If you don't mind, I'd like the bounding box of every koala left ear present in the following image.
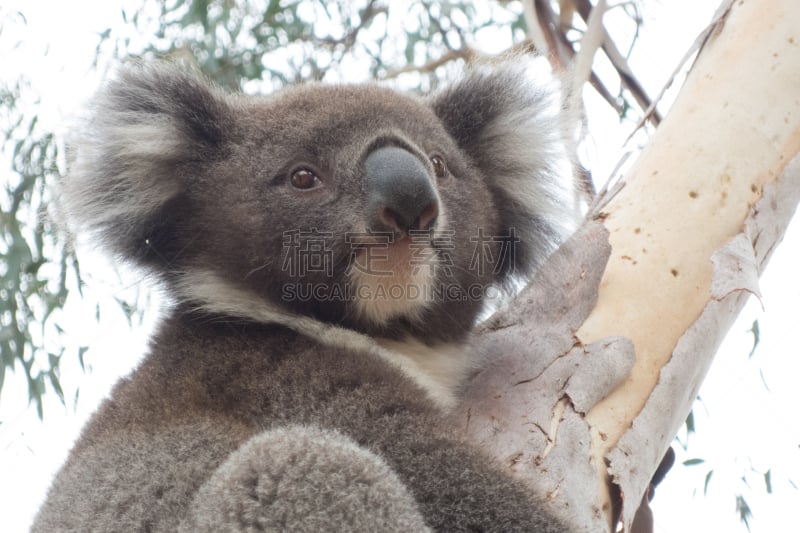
[428,59,581,280]
[60,62,236,263]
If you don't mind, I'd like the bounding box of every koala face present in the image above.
[62,62,578,344]
[192,85,503,338]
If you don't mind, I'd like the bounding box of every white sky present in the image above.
[0,1,798,532]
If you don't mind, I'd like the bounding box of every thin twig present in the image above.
[573,0,662,126]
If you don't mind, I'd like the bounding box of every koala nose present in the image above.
[364,146,439,235]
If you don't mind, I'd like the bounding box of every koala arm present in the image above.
[179,425,430,533]
[34,422,430,532]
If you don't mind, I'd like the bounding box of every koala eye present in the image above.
[290,168,322,190]
[430,155,448,180]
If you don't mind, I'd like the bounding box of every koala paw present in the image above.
[180,425,430,532]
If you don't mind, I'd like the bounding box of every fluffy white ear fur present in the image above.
[58,63,233,255]
[474,62,580,239]
[63,115,184,237]
[429,58,582,278]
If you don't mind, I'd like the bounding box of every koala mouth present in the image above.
[349,231,440,279]
[383,234,429,273]
[347,235,439,325]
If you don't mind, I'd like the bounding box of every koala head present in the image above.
[62,61,579,343]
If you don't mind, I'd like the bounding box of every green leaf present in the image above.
[747,319,760,358]
[78,346,89,371]
[735,494,753,531]
[684,409,695,437]
[47,361,65,404]
[704,470,714,495]
[683,458,705,467]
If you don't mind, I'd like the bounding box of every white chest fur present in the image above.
[178,270,468,410]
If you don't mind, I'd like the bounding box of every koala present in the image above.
[35,59,580,532]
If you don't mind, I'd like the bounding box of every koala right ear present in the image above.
[60,62,235,259]
[428,59,579,281]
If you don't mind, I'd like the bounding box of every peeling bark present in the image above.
[456,222,635,530]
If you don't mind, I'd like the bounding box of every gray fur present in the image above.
[180,426,431,532]
[37,60,579,531]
